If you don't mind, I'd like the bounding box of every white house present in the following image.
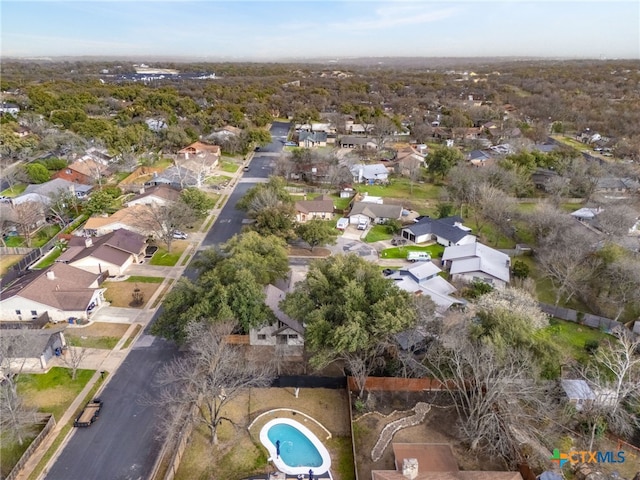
[250,285,304,349]
[0,263,106,323]
[350,163,389,184]
[0,328,67,373]
[401,216,475,247]
[386,262,463,313]
[442,242,510,288]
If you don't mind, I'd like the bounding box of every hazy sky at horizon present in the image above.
[1,1,639,60]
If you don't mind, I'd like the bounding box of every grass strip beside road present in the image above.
[27,373,107,480]
[151,279,175,309]
[125,276,163,283]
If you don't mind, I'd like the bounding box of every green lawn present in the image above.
[32,225,62,248]
[364,225,393,243]
[220,161,239,173]
[380,243,445,259]
[32,247,63,269]
[125,276,163,283]
[330,194,352,211]
[149,243,186,266]
[18,367,95,420]
[0,183,27,197]
[4,236,25,247]
[1,426,42,478]
[206,175,233,185]
[546,318,612,365]
[356,177,442,201]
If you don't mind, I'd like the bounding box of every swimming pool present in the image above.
[259,418,331,476]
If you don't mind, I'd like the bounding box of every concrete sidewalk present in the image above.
[17,161,247,480]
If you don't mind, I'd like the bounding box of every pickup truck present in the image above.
[74,398,103,427]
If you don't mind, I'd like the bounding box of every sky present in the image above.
[1,0,639,60]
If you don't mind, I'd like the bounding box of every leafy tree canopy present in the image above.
[281,254,416,368]
[296,219,339,251]
[24,163,51,184]
[180,188,215,218]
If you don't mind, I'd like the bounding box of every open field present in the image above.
[65,322,131,349]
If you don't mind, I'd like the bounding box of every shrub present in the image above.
[512,260,530,279]
[584,339,600,355]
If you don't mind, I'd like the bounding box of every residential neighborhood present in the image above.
[1,57,639,480]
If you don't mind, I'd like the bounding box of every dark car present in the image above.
[382,268,395,276]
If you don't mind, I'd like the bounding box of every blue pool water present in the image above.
[267,423,323,468]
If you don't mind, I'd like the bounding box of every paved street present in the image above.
[40,122,289,480]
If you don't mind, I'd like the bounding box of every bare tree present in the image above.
[13,201,45,247]
[596,202,639,238]
[0,330,39,446]
[425,326,553,465]
[60,345,89,380]
[153,321,274,446]
[577,327,640,450]
[142,201,196,253]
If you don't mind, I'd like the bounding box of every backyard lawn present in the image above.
[0,183,27,197]
[380,243,445,259]
[32,247,63,269]
[65,322,131,350]
[364,225,393,243]
[330,194,352,211]
[356,178,442,201]
[0,254,22,276]
[149,241,188,266]
[174,388,355,480]
[546,318,613,365]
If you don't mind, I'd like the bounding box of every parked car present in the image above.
[172,231,188,239]
[357,219,369,230]
[243,165,250,172]
[391,237,407,246]
[382,268,395,276]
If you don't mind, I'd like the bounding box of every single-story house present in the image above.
[442,242,510,288]
[53,158,109,185]
[175,141,220,176]
[571,207,603,222]
[0,327,66,372]
[531,168,561,191]
[0,102,20,116]
[387,262,463,313]
[401,216,475,247]
[350,163,389,184]
[297,131,328,148]
[0,263,106,323]
[14,178,92,206]
[371,443,523,480]
[83,205,153,237]
[145,118,168,132]
[250,285,304,348]
[349,202,403,225]
[339,136,378,150]
[144,166,202,189]
[294,194,335,223]
[595,177,640,195]
[57,229,146,276]
[80,147,116,166]
[125,185,181,207]
[467,150,492,165]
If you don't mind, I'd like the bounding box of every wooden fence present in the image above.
[224,334,250,344]
[0,247,34,255]
[347,376,447,392]
[6,414,56,480]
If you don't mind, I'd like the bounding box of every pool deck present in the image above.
[244,474,332,480]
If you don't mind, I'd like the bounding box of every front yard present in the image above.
[149,241,188,266]
[102,277,164,308]
[65,322,131,350]
[363,225,393,243]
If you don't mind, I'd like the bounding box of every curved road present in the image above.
[44,122,289,480]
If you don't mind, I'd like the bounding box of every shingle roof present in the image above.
[298,131,328,143]
[178,141,220,155]
[0,327,66,358]
[349,202,402,220]
[84,205,151,232]
[264,285,304,335]
[295,195,335,214]
[61,229,146,267]
[1,263,101,311]
[402,217,471,244]
[127,185,181,204]
[442,242,510,283]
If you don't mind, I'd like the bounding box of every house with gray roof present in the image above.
[14,178,92,206]
[250,284,304,350]
[386,262,463,314]
[144,166,202,189]
[0,263,106,323]
[58,228,146,276]
[595,177,640,195]
[340,136,378,150]
[125,185,181,207]
[0,327,66,372]
[297,131,327,148]
[442,242,510,288]
[350,163,389,184]
[348,201,402,225]
[401,216,475,247]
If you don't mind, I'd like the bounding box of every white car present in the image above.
[172,231,188,239]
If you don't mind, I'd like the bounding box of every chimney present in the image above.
[85,237,93,248]
[46,271,55,280]
[402,458,418,480]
